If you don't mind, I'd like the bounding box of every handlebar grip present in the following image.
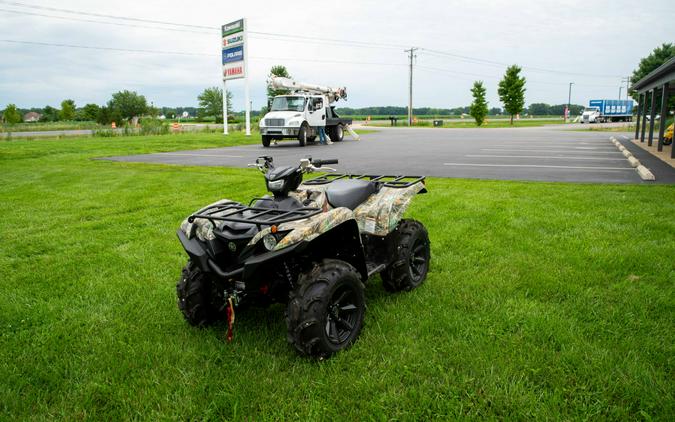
[314,158,338,166]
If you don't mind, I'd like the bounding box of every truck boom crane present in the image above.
[269,76,347,103]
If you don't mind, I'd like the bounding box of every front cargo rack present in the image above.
[303,174,425,188]
[187,202,321,229]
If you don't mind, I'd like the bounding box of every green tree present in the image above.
[59,99,76,120]
[528,103,551,116]
[469,81,488,126]
[197,87,232,123]
[498,65,526,125]
[79,103,100,121]
[1,104,22,124]
[630,43,675,109]
[108,90,148,123]
[40,105,59,122]
[266,65,291,108]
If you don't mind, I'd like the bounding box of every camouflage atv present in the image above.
[176,156,430,357]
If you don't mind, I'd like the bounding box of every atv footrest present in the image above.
[366,263,386,277]
[304,174,425,188]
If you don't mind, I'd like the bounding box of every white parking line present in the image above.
[466,154,627,161]
[484,146,616,150]
[443,163,633,171]
[161,153,244,158]
[481,148,622,154]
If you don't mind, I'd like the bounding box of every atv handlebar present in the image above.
[312,158,338,167]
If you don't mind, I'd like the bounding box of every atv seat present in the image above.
[325,179,380,210]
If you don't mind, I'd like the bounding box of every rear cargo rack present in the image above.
[303,174,425,188]
[188,202,321,228]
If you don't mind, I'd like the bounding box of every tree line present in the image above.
[4,43,673,126]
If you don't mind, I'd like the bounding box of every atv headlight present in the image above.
[267,179,285,192]
[262,234,277,251]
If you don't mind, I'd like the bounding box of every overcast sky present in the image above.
[0,0,673,111]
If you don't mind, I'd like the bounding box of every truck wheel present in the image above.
[331,124,344,142]
[298,125,308,147]
[287,259,365,358]
[176,261,224,326]
[381,219,430,292]
[262,136,271,147]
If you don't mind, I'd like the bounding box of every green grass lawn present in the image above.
[0,121,104,133]
[1,133,674,419]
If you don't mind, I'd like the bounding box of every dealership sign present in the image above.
[222,19,246,80]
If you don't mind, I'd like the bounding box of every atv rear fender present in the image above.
[353,181,426,236]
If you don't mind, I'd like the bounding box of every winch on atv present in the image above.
[176,156,430,358]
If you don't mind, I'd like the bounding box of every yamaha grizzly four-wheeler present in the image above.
[176,156,430,357]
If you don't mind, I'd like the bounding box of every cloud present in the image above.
[0,0,673,110]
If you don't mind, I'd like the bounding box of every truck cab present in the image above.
[581,106,601,123]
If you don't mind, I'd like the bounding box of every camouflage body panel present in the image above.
[353,182,425,236]
[288,185,328,210]
[180,199,237,241]
[248,207,354,251]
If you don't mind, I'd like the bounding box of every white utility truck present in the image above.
[259,77,354,147]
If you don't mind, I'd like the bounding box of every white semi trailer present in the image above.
[259,77,355,147]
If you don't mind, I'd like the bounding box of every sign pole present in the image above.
[244,18,251,136]
[223,80,228,135]
[221,18,245,136]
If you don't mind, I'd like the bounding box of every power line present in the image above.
[0,39,215,56]
[417,64,620,88]
[0,7,404,50]
[0,1,406,50]
[0,8,214,34]
[0,0,214,29]
[420,48,623,79]
[0,39,407,67]
[0,0,627,79]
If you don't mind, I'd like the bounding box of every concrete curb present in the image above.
[609,136,655,181]
[636,165,656,180]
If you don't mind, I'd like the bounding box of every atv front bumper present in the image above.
[177,229,303,283]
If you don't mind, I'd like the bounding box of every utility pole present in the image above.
[405,47,418,126]
[566,82,574,123]
[622,77,631,100]
[619,86,623,99]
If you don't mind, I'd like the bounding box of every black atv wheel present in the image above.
[298,125,307,147]
[262,135,272,147]
[286,259,365,357]
[381,219,430,292]
[307,136,317,143]
[176,261,224,326]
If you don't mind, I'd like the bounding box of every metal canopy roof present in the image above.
[631,56,675,93]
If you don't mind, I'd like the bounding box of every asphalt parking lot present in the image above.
[107,126,675,184]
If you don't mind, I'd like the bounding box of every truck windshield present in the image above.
[271,96,306,112]
[584,107,599,112]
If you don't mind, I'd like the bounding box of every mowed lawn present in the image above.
[1,133,673,420]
